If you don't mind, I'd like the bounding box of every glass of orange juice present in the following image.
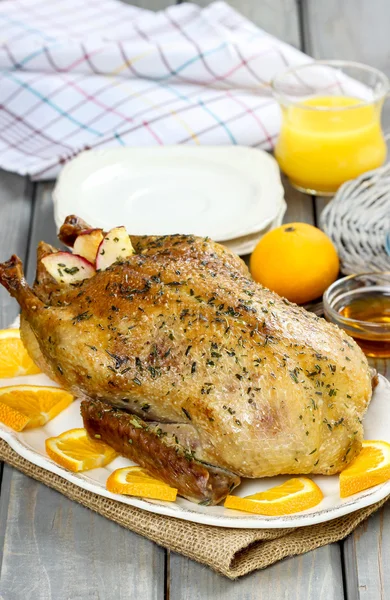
[272,61,389,195]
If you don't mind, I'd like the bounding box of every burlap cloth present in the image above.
[1,439,387,579]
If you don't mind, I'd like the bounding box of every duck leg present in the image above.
[0,255,45,314]
[81,399,240,505]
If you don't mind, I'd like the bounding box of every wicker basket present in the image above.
[320,163,390,274]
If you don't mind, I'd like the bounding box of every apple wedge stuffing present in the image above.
[96,226,134,271]
[41,226,134,283]
[73,228,104,263]
[41,252,96,284]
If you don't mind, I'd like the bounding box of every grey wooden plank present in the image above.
[314,197,329,226]
[343,503,390,600]
[124,0,301,48]
[191,0,301,47]
[170,179,345,598]
[0,171,33,328]
[302,0,390,125]
[0,466,165,600]
[124,0,301,47]
[170,545,344,600]
[303,0,390,74]
[0,181,166,600]
[315,196,390,600]
[121,0,174,9]
[282,175,315,224]
[24,181,58,285]
[343,359,390,600]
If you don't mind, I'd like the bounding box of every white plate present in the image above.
[53,147,284,242]
[1,369,389,529]
[223,199,287,256]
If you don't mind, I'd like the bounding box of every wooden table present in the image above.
[0,171,388,599]
[0,1,390,597]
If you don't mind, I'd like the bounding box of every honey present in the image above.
[339,290,390,357]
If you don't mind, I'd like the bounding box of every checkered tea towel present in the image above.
[0,0,310,179]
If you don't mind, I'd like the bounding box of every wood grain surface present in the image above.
[0,180,166,600]
[1,0,390,597]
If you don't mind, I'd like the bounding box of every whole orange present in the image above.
[250,222,339,304]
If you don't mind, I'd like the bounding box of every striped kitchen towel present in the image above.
[0,0,310,179]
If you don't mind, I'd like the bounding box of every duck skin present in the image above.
[0,215,373,503]
[81,399,240,504]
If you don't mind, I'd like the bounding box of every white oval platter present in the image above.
[0,370,389,529]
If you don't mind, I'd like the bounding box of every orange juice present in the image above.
[275,96,387,194]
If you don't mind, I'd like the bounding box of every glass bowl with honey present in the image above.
[323,272,390,358]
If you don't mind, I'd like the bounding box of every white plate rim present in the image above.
[223,199,287,255]
[52,146,285,242]
[1,375,389,530]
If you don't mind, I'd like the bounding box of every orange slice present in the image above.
[0,328,40,378]
[106,466,178,502]
[46,428,118,472]
[340,440,390,498]
[0,385,73,431]
[224,477,323,516]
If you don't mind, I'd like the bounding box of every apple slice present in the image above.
[73,228,104,264]
[96,226,134,271]
[42,252,96,284]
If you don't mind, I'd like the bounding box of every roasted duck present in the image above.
[0,216,373,504]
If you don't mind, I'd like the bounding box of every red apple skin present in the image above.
[42,251,96,284]
[73,229,104,264]
[96,226,134,271]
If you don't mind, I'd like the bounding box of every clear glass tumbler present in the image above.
[272,61,390,195]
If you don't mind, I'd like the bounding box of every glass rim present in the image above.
[323,271,390,333]
[271,60,390,111]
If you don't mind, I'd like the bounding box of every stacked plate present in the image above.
[53,146,286,255]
